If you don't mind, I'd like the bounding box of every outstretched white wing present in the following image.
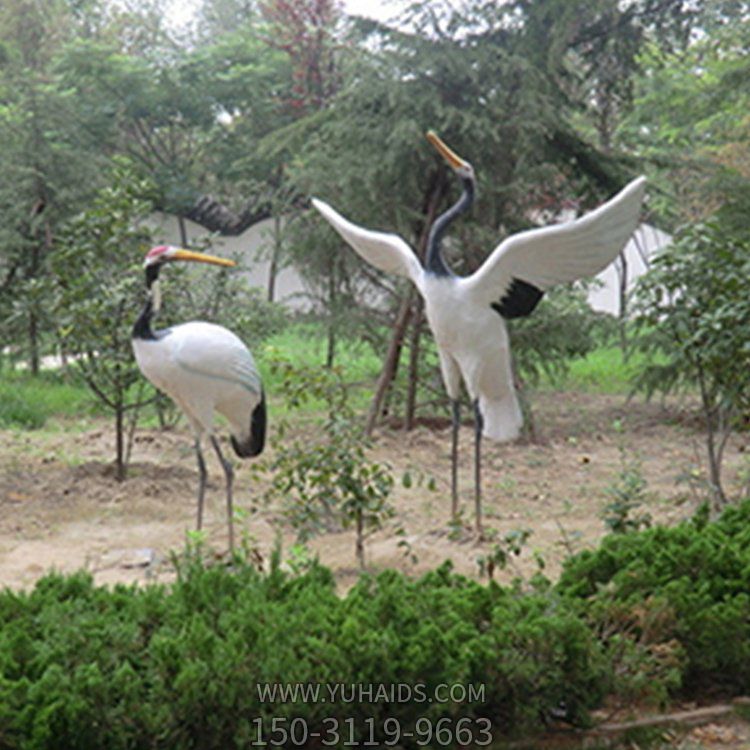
[464,177,647,316]
[312,198,424,290]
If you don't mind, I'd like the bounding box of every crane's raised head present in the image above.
[144,245,236,268]
[426,131,475,181]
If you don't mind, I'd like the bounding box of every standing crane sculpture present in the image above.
[312,131,645,533]
[132,245,266,552]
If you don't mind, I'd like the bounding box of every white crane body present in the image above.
[133,321,263,450]
[314,175,645,443]
[132,245,265,551]
[423,274,522,441]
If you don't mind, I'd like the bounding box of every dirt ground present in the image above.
[0,389,747,592]
[1,389,749,747]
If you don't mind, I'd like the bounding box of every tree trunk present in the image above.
[706,402,732,511]
[178,215,189,247]
[267,214,283,303]
[26,218,51,376]
[617,249,628,352]
[355,508,365,569]
[124,381,147,468]
[596,92,613,154]
[513,359,537,442]
[365,291,414,436]
[364,173,446,435]
[697,366,727,508]
[705,414,726,509]
[28,311,40,376]
[27,112,47,377]
[326,325,336,369]
[405,297,424,431]
[325,256,338,368]
[115,401,126,483]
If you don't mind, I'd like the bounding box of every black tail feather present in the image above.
[231,391,266,458]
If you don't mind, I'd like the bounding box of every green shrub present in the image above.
[5,503,750,747]
[558,499,750,694]
[0,554,606,748]
[265,356,397,569]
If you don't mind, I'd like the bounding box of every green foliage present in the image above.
[0,1,107,372]
[634,220,750,404]
[47,161,156,479]
[0,554,609,747]
[476,527,535,581]
[265,356,395,568]
[5,506,750,744]
[510,285,614,387]
[57,35,223,215]
[559,499,750,695]
[0,372,98,429]
[601,421,652,534]
[633,218,750,503]
[0,387,46,429]
[617,19,750,226]
[601,460,651,535]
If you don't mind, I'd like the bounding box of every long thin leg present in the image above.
[451,399,461,521]
[473,399,484,537]
[211,436,235,553]
[194,438,207,531]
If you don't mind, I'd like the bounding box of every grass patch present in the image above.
[263,323,381,380]
[0,369,100,428]
[538,344,659,395]
[260,323,382,416]
[0,328,666,431]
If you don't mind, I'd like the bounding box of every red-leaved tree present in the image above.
[260,0,342,115]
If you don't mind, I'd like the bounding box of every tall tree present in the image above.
[194,0,260,41]
[57,40,218,221]
[290,0,644,433]
[622,7,750,505]
[0,0,106,371]
[634,214,750,507]
[259,0,342,115]
[617,15,750,225]
[49,163,156,481]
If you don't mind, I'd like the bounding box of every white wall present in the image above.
[588,223,671,316]
[146,212,670,318]
[145,212,310,309]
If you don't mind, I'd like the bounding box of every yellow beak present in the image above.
[426,130,470,171]
[171,249,236,267]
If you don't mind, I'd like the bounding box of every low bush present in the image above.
[4,502,750,747]
[558,500,750,695]
[0,549,606,748]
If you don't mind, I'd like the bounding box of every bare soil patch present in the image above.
[0,390,747,592]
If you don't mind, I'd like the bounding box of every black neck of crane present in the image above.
[132,264,160,341]
[425,175,475,278]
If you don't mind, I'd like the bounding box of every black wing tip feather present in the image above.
[492,278,544,320]
[231,391,266,458]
